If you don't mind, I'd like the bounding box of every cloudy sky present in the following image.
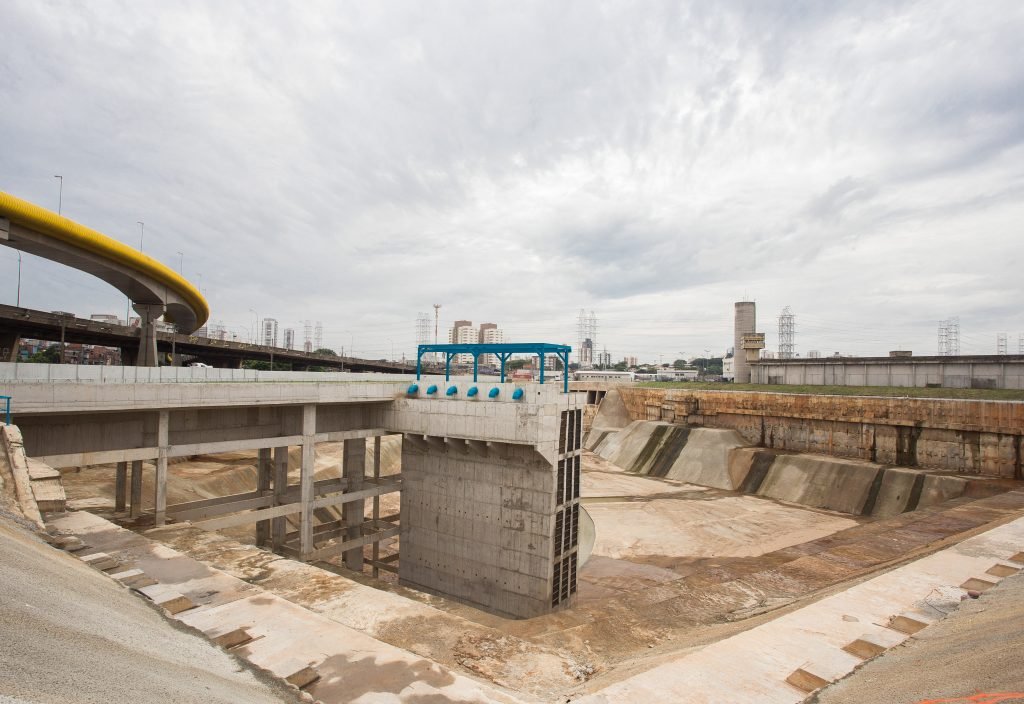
[2,1,1022,362]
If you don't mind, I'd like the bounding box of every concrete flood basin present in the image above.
[39,410,1024,701]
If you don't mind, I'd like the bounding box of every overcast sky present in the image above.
[2,1,1022,362]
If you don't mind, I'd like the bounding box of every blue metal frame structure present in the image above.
[416,343,572,393]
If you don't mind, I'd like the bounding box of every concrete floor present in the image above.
[0,514,300,704]
[50,444,1024,702]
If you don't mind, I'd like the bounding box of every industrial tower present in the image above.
[778,306,795,359]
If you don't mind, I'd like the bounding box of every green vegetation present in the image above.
[242,360,294,371]
[25,345,60,363]
[637,380,1024,401]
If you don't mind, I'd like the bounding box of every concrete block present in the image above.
[960,576,999,591]
[80,552,119,571]
[109,568,158,589]
[210,627,253,649]
[888,612,932,635]
[985,563,1020,578]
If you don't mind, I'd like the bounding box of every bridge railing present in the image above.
[0,362,487,385]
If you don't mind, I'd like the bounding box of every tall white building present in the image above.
[262,318,279,347]
[478,323,504,365]
[448,320,475,362]
[447,320,505,365]
[283,327,295,350]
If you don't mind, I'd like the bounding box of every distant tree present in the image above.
[242,360,293,371]
[313,347,337,356]
[673,358,687,369]
[508,359,529,371]
[26,345,60,363]
[613,361,627,371]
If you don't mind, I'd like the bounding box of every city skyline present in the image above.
[2,2,1022,361]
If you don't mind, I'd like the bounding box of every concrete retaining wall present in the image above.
[592,419,992,518]
[615,388,1024,478]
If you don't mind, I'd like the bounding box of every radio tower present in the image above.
[997,333,1008,355]
[778,306,795,359]
[314,321,323,352]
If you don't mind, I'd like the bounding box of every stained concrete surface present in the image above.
[811,571,1024,704]
[48,440,1024,702]
[0,516,298,704]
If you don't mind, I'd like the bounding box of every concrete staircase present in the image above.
[46,510,525,704]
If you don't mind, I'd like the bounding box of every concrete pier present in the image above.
[4,369,584,618]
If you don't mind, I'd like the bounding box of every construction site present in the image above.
[2,364,1023,703]
[1,194,1023,702]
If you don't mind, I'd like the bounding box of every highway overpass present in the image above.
[0,190,207,365]
[0,304,416,372]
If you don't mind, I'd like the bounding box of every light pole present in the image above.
[176,251,183,275]
[126,221,144,325]
[16,252,21,307]
[54,175,62,215]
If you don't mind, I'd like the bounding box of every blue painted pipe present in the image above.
[488,387,500,398]
[407,383,419,395]
[512,388,524,400]
[467,386,478,397]
[446,385,458,396]
[426,384,438,395]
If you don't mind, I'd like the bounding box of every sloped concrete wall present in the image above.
[616,388,1024,478]
[593,420,985,517]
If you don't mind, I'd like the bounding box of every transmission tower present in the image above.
[314,321,323,351]
[937,317,960,356]
[415,312,431,348]
[997,333,1008,355]
[302,320,313,352]
[1019,334,1024,355]
[576,309,598,368]
[778,306,795,359]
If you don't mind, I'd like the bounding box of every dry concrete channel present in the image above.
[2,377,1024,702]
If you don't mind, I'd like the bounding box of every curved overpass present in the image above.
[0,190,208,364]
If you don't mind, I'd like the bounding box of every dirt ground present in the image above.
[57,441,999,696]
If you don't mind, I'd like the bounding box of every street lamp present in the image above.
[54,175,62,214]
[16,252,22,307]
[176,251,183,275]
[127,221,144,325]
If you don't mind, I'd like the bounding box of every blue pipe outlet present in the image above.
[407,383,419,395]
[488,387,500,398]
[467,386,478,397]
[446,385,458,396]
[512,388,524,400]
[426,384,438,395]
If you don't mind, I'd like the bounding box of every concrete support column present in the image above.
[300,404,316,559]
[0,331,20,362]
[342,437,367,571]
[371,435,381,578]
[154,410,169,525]
[129,459,144,519]
[134,303,165,368]
[255,447,272,546]
[114,461,128,512]
[271,446,289,549]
